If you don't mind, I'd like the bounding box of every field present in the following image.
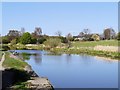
[72,40,119,47]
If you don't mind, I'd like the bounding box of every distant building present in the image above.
[73,35,84,41]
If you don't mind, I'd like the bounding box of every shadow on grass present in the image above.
[2,68,31,90]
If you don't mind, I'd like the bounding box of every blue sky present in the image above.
[2,2,118,36]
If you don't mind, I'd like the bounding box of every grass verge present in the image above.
[2,52,31,89]
[3,52,28,70]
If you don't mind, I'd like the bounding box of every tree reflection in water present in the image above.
[66,54,72,64]
[19,52,42,64]
[19,52,31,60]
[33,53,42,64]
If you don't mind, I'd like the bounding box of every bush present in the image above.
[91,34,100,41]
[60,37,68,43]
[38,37,46,44]
[44,38,61,48]
[2,46,10,51]
[31,38,37,44]
[2,36,10,44]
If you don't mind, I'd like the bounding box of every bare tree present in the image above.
[78,32,84,37]
[82,28,91,40]
[104,28,116,40]
[35,27,42,36]
[83,28,90,35]
[31,27,42,44]
[7,30,20,37]
[32,27,42,38]
[55,31,62,37]
[66,33,73,41]
[6,30,20,42]
[66,33,73,48]
[20,27,25,36]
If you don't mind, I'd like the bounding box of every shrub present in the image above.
[44,38,61,48]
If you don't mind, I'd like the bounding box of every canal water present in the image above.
[15,50,118,88]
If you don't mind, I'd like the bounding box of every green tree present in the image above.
[2,36,10,44]
[38,37,46,44]
[31,38,37,44]
[20,32,32,44]
[16,37,20,43]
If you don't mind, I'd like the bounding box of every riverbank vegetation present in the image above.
[1,27,120,60]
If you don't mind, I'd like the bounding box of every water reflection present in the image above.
[15,50,42,65]
[14,52,31,61]
[14,50,118,88]
[80,54,95,65]
[94,56,118,64]
[65,54,72,64]
[33,53,42,64]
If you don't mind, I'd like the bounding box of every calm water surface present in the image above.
[15,50,118,88]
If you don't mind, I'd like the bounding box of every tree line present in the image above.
[1,27,120,45]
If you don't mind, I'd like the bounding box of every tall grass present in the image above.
[65,48,120,60]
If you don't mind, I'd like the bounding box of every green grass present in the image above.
[65,48,120,60]
[0,51,3,60]
[2,52,30,89]
[11,82,29,89]
[72,40,119,47]
[3,52,28,70]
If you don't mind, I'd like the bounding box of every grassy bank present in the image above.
[44,47,119,60]
[65,48,120,60]
[2,52,31,89]
[45,40,120,60]
[3,52,28,70]
[2,51,53,90]
[3,40,120,60]
[0,51,3,60]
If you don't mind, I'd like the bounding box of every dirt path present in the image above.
[0,52,5,70]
